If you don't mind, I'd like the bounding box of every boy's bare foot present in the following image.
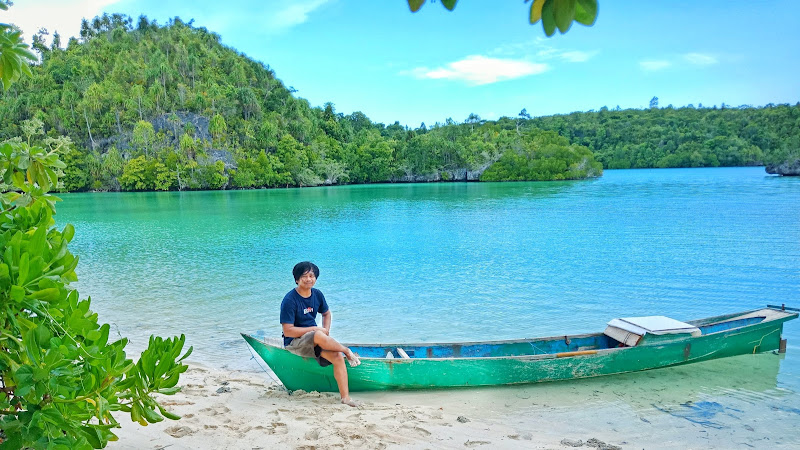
[345,350,361,367]
[341,397,361,407]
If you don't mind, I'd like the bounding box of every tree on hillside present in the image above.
[209,114,228,148]
[465,113,481,132]
[517,109,531,134]
[132,120,156,157]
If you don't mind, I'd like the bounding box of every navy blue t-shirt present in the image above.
[280,288,329,346]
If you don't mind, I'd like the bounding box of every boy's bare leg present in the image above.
[313,332,360,366]
[315,333,361,407]
[319,350,358,405]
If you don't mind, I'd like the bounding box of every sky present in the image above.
[5,0,800,127]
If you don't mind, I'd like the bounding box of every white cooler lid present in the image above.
[607,316,701,336]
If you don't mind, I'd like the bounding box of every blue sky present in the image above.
[7,0,800,127]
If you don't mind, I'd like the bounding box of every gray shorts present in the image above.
[285,331,332,367]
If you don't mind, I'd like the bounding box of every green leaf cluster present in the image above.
[407,0,457,13]
[0,12,36,90]
[0,57,193,447]
[529,0,597,36]
[407,0,597,37]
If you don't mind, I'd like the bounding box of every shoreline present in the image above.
[109,364,623,449]
[57,166,777,196]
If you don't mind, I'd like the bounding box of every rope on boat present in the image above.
[528,342,547,355]
[752,329,780,354]
[245,342,281,386]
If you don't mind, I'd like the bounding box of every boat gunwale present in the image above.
[241,332,630,362]
[241,307,797,362]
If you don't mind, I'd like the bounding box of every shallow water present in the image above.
[58,166,800,447]
[360,353,799,448]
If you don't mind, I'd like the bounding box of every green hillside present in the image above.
[522,103,800,170]
[1,14,797,192]
[0,15,602,191]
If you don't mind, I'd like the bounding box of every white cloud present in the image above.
[536,48,559,58]
[266,0,333,33]
[639,60,671,71]
[199,1,335,36]
[490,39,541,57]
[559,50,597,63]
[491,38,596,64]
[406,55,549,85]
[684,53,718,65]
[4,0,121,44]
[3,0,334,43]
[639,53,718,72]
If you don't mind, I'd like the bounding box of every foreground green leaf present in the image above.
[1,13,193,444]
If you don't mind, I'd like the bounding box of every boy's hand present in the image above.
[315,327,329,335]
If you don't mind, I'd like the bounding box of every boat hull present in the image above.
[242,309,796,392]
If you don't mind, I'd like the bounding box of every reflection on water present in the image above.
[359,353,784,413]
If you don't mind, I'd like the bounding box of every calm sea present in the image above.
[58,167,800,446]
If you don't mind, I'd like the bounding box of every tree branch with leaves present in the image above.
[0,2,36,89]
[407,0,598,36]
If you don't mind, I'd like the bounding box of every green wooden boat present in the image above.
[241,306,797,392]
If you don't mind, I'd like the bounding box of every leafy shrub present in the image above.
[1,138,192,448]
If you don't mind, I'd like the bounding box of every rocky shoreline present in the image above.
[765,158,800,176]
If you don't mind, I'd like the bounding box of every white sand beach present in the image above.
[109,364,625,449]
[109,358,800,450]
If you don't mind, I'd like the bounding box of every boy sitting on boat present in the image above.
[280,261,361,407]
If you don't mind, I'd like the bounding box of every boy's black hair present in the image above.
[293,261,320,282]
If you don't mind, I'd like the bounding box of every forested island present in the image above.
[0,14,798,192]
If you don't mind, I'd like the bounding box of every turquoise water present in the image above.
[57,167,800,443]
